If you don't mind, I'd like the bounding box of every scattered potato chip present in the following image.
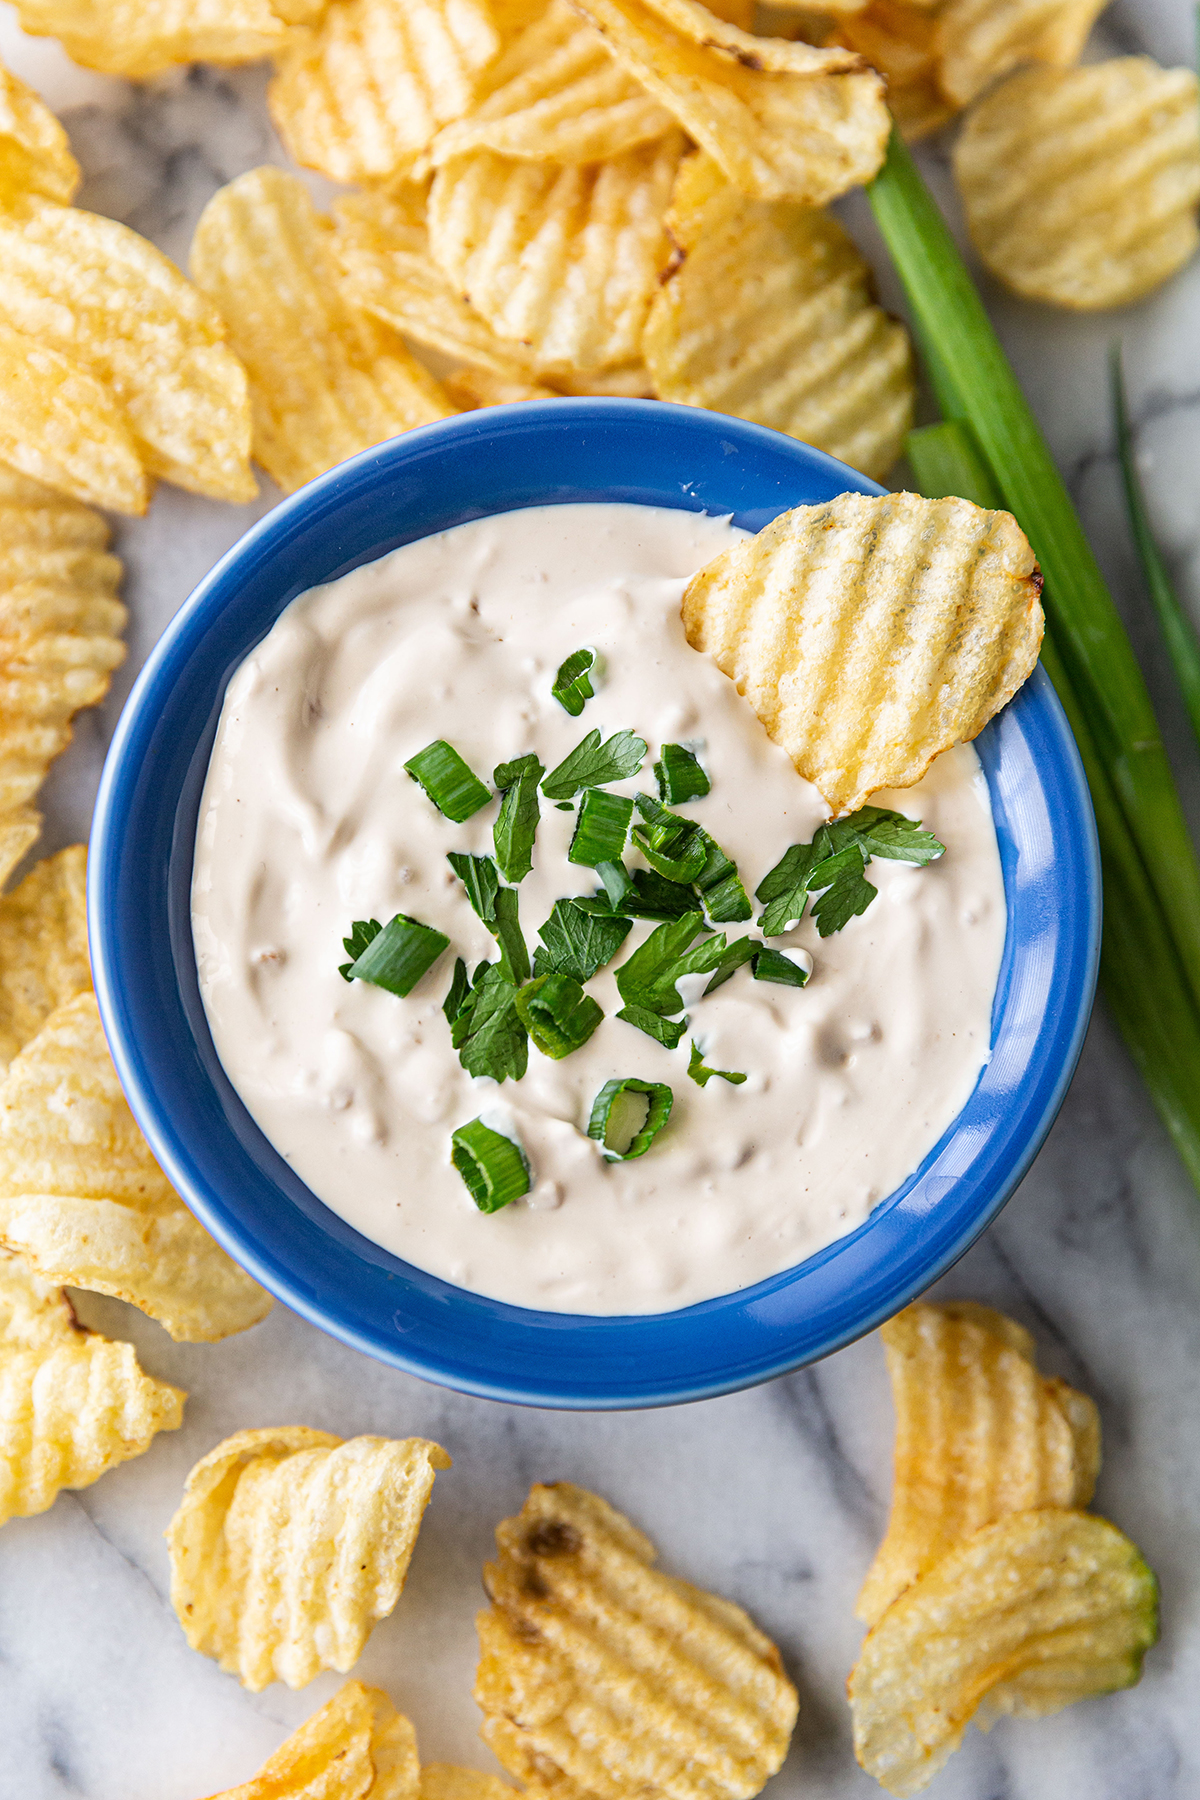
[857,1302,1101,1627]
[430,0,674,165]
[475,1481,798,1800]
[0,845,90,1072]
[682,491,1044,813]
[548,361,654,396]
[850,1510,1158,1796]
[572,0,888,203]
[0,992,273,1341]
[192,169,457,494]
[333,188,544,383]
[0,319,148,517]
[11,0,322,80]
[269,0,501,184]
[0,58,80,203]
[0,471,127,817]
[204,1679,418,1800]
[445,367,559,408]
[644,157,912,479]
[420,1769,515,1800]
[933,0,1106,107]
[168,1425,450,1691]
[954,59,1200,311]
[827,0,954,139]
[0,193,255,502]
[428,134,684,372]
[0,806,40,891]
[0,1247,184,1526]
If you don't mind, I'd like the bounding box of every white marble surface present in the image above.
[2,5,1200,1795]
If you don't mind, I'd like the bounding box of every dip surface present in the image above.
[192,503,1007,1314]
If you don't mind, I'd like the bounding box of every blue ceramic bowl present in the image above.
[89,401,1100,1410]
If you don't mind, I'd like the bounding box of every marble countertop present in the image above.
[2,4,1199,1795]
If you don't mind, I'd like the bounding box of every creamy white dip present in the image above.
[192,503,1007,1315]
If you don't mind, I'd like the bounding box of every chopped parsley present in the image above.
[541,727,647,801]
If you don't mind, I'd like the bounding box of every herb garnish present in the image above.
[615,1006,689,1049]
[515,973,604,1059]
[404,740,490,822]
[587,1078,673,1161]
[449,964,528,1082]
[493,753,543,882]
[447,854,528,983]
[614,912,728,1032]
[551,647,600,717]
[568,788,634,867]
[632,795,752,923]
[752,947,810,988]
[687,1042,747,1087]
[655,742,710,803]
[339,913,448,995]
[447,851,499,925]
[442,956,470,1023]
[534,899,631,982]
[451,1118,531,1211]
[757,807,945,939]
[702,936,759,994]
[541,727,647,800]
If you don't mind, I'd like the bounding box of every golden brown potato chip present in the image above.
[0,193,254,502]
[445,367,560,408]
[168,1425,451,1692]
[0,471,127,817]
[682,491,1044,814]
[0,992,273,1341]
[192,168,457,494]
[572,0,888,203]
[548,362,654,396]
[644,157,913,480]
[428,134,684,372]
[11,0,322,80]
[269,0,501,184]
[430,0,674,165]
[954,59,1200,311]
[933,0,1105,106]
[0,58,80,203]
[850,1510,1158,1796]
[475,1481,797,1800]
[0,1247,184,1526]
[0,845,90,1072]
[333,187,544,383]
[856,1302,1102,1627]
[0,319,148,516]
[420,1769,515,1800]
[0,805,41,892]
[204,1679,418,1800]
[827,0,954,139]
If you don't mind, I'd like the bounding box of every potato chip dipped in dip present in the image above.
[192,495,1042,1314]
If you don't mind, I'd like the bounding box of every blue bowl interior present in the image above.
[90,402,1099,1409]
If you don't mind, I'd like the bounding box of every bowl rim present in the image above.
[89,399,1101,1409]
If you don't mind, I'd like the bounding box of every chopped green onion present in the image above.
[552,647,600,716]
[587,1077,673,1159]
[447,851,499,925]
[515,973,604,1059]
[594,858,633,909]
[339,917,381,980]
[752,947,809,988]
[1112,343,1200,753]
[541,728,647,800]
[655,742,710,803]
[451,965,528,1082]
[616,1005,688,1049]
[703,935,759,994]
[534,899,631,981]
[492,885,529,986]
[451,1118,531,1212]
[694,832,752,923]
[631,794,707,883]
[493,753,543,883]
[687,1042,747,1086]
[569,788,634,867]
[442,955,470,1023]
[340,912,449,996]
[404,740,490,822]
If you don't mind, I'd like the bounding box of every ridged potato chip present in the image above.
[428,134,684,371]
[857,1302,1101,1627]
[168,1425,451,1691]
[205,1679,418,1800]
[430,0,674,165]
[0,194,254,502]
[549,361,654,395]
[933,0,1105,107]
[0,845,90,1072]
[571,0,888,204]
[475,1481,798,1800]
[0,992,272,1341]
[421,1769,515,1800]
[644,158,913,479]
[0,320,148,516]
[850,1510,1158,1796]
[0,806,40,891]
[682,491,1044,814]
[269,0,501,184]
[445,367,559,408]
[12,0,322,80]
[192,168,457,494]
[333,188,543,382]
[0,58,79,203]
[0,469,127,816]
[828,0,953,139]
[0,1248,184,1526]
[954,59,1200,311]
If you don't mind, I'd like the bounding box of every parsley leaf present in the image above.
[447,851,499,925]
[447,853,527,981]
[756,807,944,936]
[848,805,946,865]
[615,912,725,1016]
[756,841,825,936]
[451,965,529,1082]
[809,844,877,937]
[339,917,381,980]
[702,935,759,994]
[534,899,632,982]
[442,955,470,1023]
[493,753,543,883]
[616,1005,688,1049]
[541,728,647,801]
[687,1042,748,1087]
[492,885,530,985]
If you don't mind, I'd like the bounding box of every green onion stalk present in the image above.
[870,129,1200,1190]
